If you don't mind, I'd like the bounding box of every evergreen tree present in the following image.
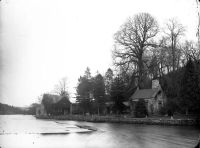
[110,76,126,114]
[84,67,91,79]
[76,68,93,114]
[93,74,106,115]
[160,68,184,114]
[179,59,200,114]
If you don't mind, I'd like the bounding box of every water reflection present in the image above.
[0,115,199,148]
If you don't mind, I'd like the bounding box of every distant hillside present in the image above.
[0,103,28,115]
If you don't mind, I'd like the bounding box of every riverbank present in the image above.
[35,115,200,126]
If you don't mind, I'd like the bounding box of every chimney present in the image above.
[152,79,159,89]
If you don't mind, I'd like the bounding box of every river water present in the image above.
[0,115,199,148]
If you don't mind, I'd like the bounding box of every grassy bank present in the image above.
[35,115,200,126]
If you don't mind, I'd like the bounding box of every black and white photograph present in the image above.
[0,0,200,147]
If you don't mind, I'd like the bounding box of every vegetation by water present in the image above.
[0,103,38,115]
[4,11,200,118]
[74,12,200,117]
[37,12,200,119]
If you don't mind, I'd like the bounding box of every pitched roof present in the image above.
[43,94,62,104]
[130,88,160,100]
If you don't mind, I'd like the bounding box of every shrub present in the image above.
[159,106,167,115]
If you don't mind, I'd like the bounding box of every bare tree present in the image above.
[196,0,200,50]
[182,40,200,62]
[37,94,43,103]
[148,37,171,77]
[54,77,69,97]
[163,19,185,71]
[113,13,159,88]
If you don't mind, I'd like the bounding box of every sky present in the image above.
[0,0,199,107]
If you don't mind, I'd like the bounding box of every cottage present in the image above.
[129,79,166,115]
[36,94,71,116]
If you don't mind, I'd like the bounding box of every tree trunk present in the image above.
[138,53,144,88]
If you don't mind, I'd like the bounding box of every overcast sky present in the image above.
[0,0,198,107]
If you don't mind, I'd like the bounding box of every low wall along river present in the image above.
[36,115,200,126]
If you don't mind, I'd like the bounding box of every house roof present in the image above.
[43,94,62,104]
[130,88,160,100]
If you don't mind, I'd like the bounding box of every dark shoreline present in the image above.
[35,115,200,126]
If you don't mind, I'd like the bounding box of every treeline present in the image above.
[113,13,200,88]
[0,103,27,114]
[76,12,200,116]
[0,103,41,115]
[76,67,139,115]
[160,59,200,116]
[112,12,200,116]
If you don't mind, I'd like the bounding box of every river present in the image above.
[0,115,199,148]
